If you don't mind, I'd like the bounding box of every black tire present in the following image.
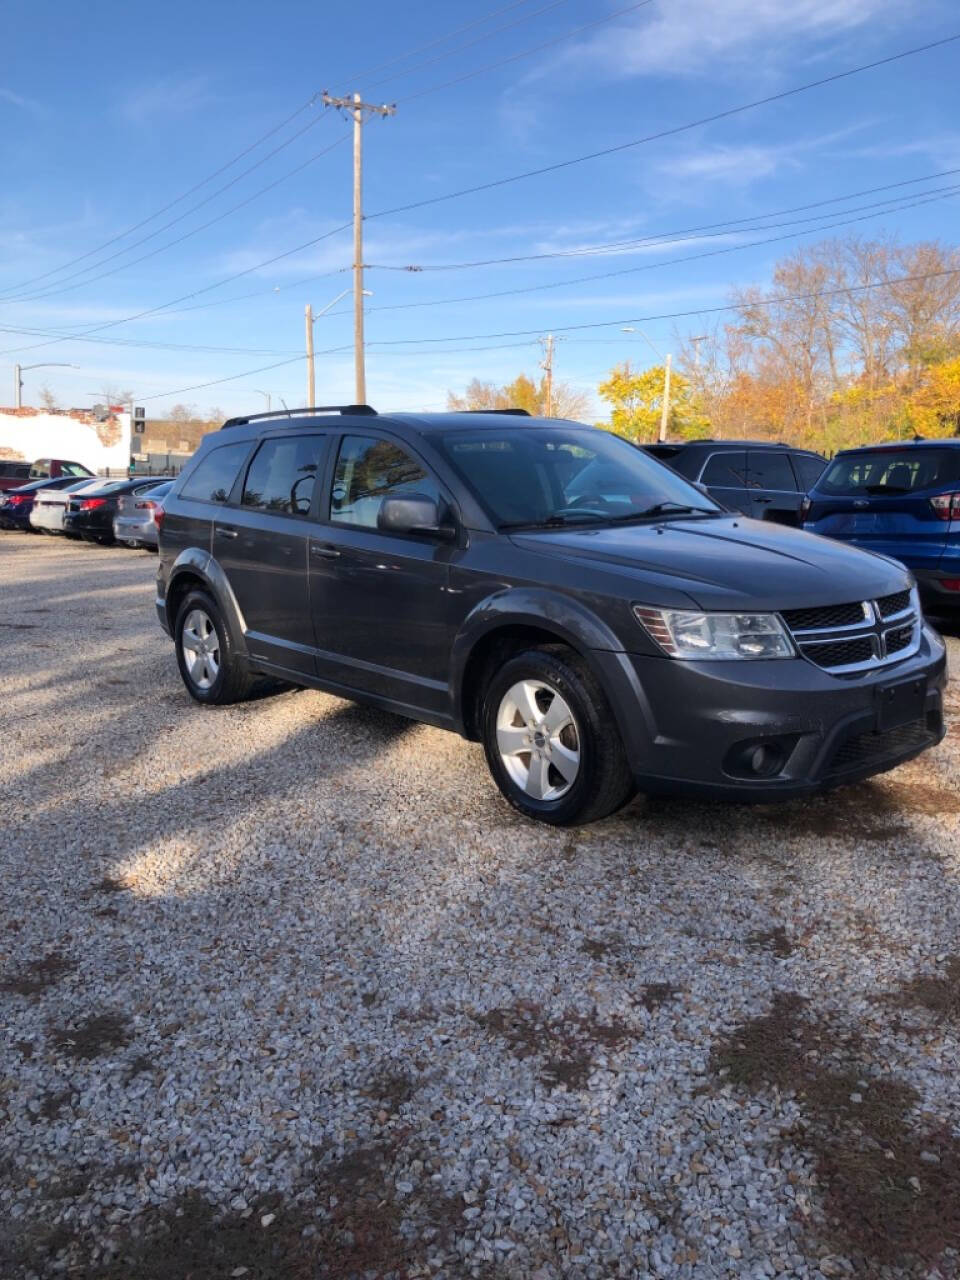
[481,646,635,826]
[174,588,259,706]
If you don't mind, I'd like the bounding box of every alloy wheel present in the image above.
[180,608,221,691]
[496,679,581,801]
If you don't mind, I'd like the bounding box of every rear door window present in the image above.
[748,451,798,492]
[791,453,827,491]
[180,441,250,504]
[242,435,324,516]
[700,451,748,488]
[819,448,960,495]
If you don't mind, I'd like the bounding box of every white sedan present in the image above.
[29,478,105,536]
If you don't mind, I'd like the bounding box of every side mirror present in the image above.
[692,480,710,496]
[378,494,456,540]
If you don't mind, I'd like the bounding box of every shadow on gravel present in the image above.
[713,993,960,1273]
[4,1140,467,1280]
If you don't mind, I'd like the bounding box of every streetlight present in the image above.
[621,328,671,443]
[14,362,79,409]
[305,289,373,408]
[252,389,272,411]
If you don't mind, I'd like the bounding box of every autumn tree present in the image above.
[447,372,590,419]
[596,362,710,442]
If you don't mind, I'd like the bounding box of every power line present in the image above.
[5,32,957,361]
[3,132,351,308]
[396,0,653,105]
[137,266,960,402]
[367,166,960,271]
[0,95,325,298]
[365,32,960,221]
[0,322,301,357]
[328,183,960,318]
[366,0,573,91]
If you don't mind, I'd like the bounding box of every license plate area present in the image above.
[876,678,926,731]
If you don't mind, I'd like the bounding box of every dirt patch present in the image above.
[0,951,73,999]
[747,926,795,958]
[889,955,960,1020]
[712,993,960,1270]
[51,1012,131,1060]
[759,782,910,843]
[475,1001,636,1090]
[362,1067,421,1114]
[634,982,681,1012]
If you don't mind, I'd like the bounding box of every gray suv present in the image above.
[155,406,946,825]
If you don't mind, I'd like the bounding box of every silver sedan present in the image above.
[113,480,174,550]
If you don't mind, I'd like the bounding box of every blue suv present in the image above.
[803,440,960,613]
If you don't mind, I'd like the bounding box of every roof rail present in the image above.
[456,408,531,416]
[220,404,377,429]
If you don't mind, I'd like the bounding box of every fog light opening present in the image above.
[724,738,790,780]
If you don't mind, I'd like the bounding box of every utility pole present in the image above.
[659,353,672,442]
[322,90,396,404]
[539,334,555,416]
[305,304,316,409]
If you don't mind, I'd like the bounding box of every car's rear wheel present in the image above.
[481,647,635,826]
[174,589,258,705]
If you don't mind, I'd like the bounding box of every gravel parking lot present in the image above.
[1,535,958,1280]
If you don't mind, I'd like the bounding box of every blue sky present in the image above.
[2,0,959,418]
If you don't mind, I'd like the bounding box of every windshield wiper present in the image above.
[499,512,606,531]
[604,501,720,523]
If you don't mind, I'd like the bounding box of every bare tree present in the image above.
[38,385,59,411]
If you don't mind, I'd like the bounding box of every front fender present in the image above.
[166,548,249,658]
[450,587,653,746]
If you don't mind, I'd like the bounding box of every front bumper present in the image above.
[592,623,948,801]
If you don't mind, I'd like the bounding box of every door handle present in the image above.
[311,543,341,559]
[215,526,238,539]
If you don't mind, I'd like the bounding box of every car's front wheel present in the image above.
[174,589,258,705]
[481,647,635,826]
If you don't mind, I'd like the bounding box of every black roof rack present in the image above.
[220,404,377,429]
[456,408,531,416]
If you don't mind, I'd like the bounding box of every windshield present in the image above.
[434,427,721,528]
[818,447,960,496]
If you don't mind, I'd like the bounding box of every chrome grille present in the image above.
[781,588,921,675]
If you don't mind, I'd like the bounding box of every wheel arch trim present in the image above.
[166,549,249,658]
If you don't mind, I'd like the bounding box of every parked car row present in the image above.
[0,457,94,492]
[0,474,173,549]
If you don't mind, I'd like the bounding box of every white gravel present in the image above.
[0,534,958,1280]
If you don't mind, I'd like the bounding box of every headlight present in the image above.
[633,606,796,660]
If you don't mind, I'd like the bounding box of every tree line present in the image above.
[449,236,960,452]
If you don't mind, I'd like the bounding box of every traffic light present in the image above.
[133,405,146,435]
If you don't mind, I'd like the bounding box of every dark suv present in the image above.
[156,407,946,825]
[643,440,827,526]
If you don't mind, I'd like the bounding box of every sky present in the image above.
[1,0,959,420]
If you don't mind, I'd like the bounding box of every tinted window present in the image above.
[180,442,250,504]
[0,463,29,478]
[700,451,748,487]
[792,453,827,491]
[748,451,797,491]
[242,436,323,516]
[331,435,439,529]
[818,447,960,496]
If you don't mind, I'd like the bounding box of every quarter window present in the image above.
[180,441,250,504]
[747,451,797,492]
[242,436,323,516]
[792,454,827,491]
[330,435,439,529]
[700,451,748,487]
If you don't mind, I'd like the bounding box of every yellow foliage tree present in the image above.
[596,363,710,442]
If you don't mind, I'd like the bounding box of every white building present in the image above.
[0,406,132,474]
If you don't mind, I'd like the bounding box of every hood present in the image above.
[510,515,911,610]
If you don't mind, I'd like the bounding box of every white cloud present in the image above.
[534,0,909,82]
[0,87,42,113]
[121,75,215,123]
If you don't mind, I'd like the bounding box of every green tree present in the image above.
[596,362,710,442]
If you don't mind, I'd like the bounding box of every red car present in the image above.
[0,460,31,493]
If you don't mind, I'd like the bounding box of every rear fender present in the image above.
[166,548,249,657]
